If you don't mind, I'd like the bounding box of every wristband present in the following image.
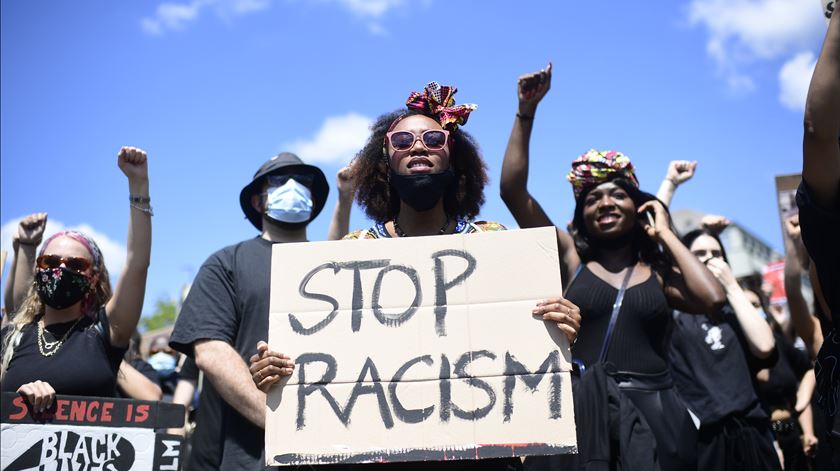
[129,194,151,204]
[516,113,534,121]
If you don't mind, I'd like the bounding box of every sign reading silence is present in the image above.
[266,227,577,466]
[1,393,184,470]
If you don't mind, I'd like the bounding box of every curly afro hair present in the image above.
[353,109,488,222]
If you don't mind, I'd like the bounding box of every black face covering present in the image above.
[35,267,91,310]
[390,169,455,212]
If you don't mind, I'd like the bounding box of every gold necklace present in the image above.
[37,316,84,357]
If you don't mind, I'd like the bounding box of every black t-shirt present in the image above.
[2,308,127,397]
[669,304,777,424]
[169,237,274,470]
[756,332,811,412]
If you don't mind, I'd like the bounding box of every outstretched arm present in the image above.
[106,147,152,347]
[655,161,697,207]
[803,10,840,208]
[326,163,356,241]
[500,63,555,229]
[499,64,580,281]
[5,213,48,315]
[783,215,823,358]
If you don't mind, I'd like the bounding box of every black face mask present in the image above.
[35,267,91,310]
[390,169,455,212]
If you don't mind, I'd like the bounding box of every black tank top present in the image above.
[567,265,672,374]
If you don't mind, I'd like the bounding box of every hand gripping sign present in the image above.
[1,393,184,470]
[265,227,577,466]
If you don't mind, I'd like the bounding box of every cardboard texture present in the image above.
[1,393,184,470]
[266,227,577,466]
[823,0,835,24]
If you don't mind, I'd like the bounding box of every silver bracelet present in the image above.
[130,202,154,216]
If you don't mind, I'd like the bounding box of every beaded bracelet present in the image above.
[130,203,154,216]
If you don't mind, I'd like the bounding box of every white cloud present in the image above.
[284,113,373,165]
[140,0,273,36]
[688,0,824,93]
[779,51,817,111]
[1,217,127,281]
[141,0,411,35]
[332,0,404,18]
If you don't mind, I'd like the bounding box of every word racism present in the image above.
[295,350,564,430]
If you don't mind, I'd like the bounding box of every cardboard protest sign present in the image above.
[774,173,801,242]
[1,393,184,470]
[266,226,576,466]
[823,0,836,24]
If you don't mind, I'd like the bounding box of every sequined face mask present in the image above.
[35,267,91,310]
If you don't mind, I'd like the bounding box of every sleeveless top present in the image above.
[343,219,506,240]
[566,265,672,374]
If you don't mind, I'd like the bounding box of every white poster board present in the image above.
[266,227,576,466]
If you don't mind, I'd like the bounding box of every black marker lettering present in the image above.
[339,358,394,429]
[389,355,434,424]
[290,263,341,335]
[503,351,563,422]
[431,250,477,336]
[452,350,496,421]
[295,353,339,430]
[337,260,391,332]
[371,264,421,327]
[439,354,452,422]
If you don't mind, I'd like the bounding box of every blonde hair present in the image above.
[0,233,112,380]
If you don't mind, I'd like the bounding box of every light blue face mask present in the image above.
[148,352,177,377]
[265,177,313,223]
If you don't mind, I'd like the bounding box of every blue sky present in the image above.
[0,0,829,319]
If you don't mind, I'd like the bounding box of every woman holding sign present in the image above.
[1,147,152,412]
[249,82,582,469]
[500,65,726,471]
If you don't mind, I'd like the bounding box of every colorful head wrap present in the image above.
[566,149,639,199]
[40,230,104,272]
[404,81,477,130]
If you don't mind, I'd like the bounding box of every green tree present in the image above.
[140,298,178,332]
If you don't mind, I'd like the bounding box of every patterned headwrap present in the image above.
[566,149,639,199]
[39,230,104,272]
[404,81,477,130]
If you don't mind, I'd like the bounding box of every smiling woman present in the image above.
[501,66,727,471]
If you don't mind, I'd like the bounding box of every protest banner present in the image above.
[774,173,801,242]
[1,392,184,470]
[265,226,576,466]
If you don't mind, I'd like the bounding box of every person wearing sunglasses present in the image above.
[167,152,329,471]
[501,66,726,471]
[0,146,152,411]
[247,82,582,470]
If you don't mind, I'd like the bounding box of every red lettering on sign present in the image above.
[54,399,69,421]
[8,396,28,420]
[70,400,85,421]
[135,404,149,423]
[126,403,133,421]
[86,401,100,422]
[100,402,113,422]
